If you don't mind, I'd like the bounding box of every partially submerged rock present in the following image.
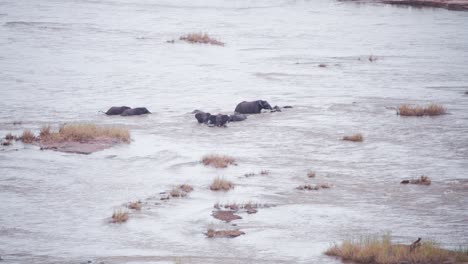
[206,229,245,238]
[212,211,242,222]
[401,176,431,185]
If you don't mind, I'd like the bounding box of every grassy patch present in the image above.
[111,209,129,223]
[20,130,36,143]
[169,184,194,198]
[343,133,363,142]
[325,234,468,264]
[202,154,236,168]
[180,33,224,46]
[210,177,234,191]
[21,124,130,144]
[397,104,446,117]
[55,124,130,142]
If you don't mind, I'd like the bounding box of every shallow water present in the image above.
[1,0,468,263]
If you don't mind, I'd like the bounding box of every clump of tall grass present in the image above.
[111,209,129,223]
[180,33,224,46]
[202,154,236,168]
[325,234,468,264]
[20,130,36,143]
[397,104,446,117]
[57,124,130,142]
[342,133,363,142]
[210,177,234,191]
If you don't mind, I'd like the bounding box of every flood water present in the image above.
[1,0,468,263]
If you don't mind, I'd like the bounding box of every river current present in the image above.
[0,0,467,263]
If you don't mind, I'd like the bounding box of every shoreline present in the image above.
[343,0,468,11]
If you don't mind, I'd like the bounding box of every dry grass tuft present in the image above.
[307,171,316,178]
[20,130,36,143]
[206,228,245,238]
[202,154,236,168]
[401,176,431,186]
[398,104,446,117]
[111,209,129,223]
[210,177,234,191]
[260,170,269,175]
[57,124,130,142]
[325,234,468,264]
[343,133,363,142]
[180,33,224,46]
[127,201,142,210]
[169,184,194,198]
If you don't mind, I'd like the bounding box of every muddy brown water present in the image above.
[1,0,467,263]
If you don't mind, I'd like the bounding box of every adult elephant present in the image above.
[234,100,272,114]
[105,106,131,115]
[121,107,151,116]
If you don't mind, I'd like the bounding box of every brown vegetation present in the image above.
[214,202,267,214]
[307,171,316,178]
[401,176,431,185]
[54,124,130,142]
[111,209,129,223]
[397,104,446,117]
[260,170,269,175]
[343,133,364,142]
[180,33,224,46]
[325,234,468,264]
[127,201,142,210]
[20,130,36,143]
[202,155,236,168]
[210,177,234,191]
[169,184,194,198]
[206,229,245,238]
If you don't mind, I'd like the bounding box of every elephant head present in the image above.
[258,100,273,111]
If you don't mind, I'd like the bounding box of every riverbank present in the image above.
[343,0,468,11]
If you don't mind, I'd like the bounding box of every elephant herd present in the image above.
[103,100,291,127]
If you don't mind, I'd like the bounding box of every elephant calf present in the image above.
[234,100,272,114]
[105,106,131,115]
[121,107,151,116]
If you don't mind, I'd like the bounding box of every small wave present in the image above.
[4,21,69,31]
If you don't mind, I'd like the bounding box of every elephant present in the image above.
[195,111,211,123]
[208,114,230,127]
[234,100,272,114]
[121,107,151,116]
[105,106,131,115]
[228,114,247,122]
